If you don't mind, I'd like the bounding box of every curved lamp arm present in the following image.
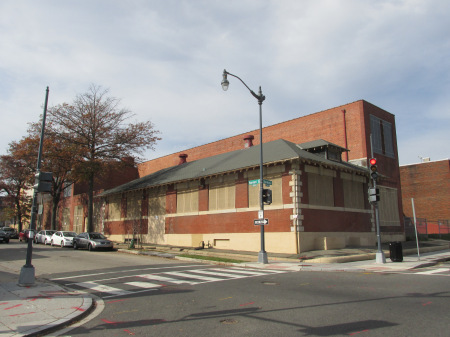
[222,69,265,105]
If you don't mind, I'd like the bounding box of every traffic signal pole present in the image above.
[369,155,386,264]
[373,177,386,264]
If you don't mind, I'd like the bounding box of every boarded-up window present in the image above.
[126,192,142,219]
[306,165,335,207]
[108,195,121,220]
[74,205,83,233]
[209,183,236,210]
[62,207,70,231]
[148,187,166,216]
[379,187,400,226]
[342,173,365,209]
[177,188,199,213]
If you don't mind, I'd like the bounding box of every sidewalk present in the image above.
[0,270,93,337]
[1,240,448,336]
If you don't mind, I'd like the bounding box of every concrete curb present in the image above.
[117,243,449,265]
[27,293,96,337]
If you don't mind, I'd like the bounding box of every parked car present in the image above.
[19,229,37,242]
[73,232,114,251]
[34,230,56,245]
[0,230,10,244]
[50,231,78,247]
[1,227,18,239]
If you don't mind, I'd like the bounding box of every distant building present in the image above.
[400,159,450,234]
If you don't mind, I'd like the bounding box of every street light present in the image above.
[221,69,268,264]
[19,87,50,286]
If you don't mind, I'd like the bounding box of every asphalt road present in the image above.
[1,241,449,337]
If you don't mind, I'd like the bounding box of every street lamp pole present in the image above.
[221,69,268,264]
[18,86,50,286]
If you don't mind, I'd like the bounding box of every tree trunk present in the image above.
[87,171,94,232]
[16,189,23,232]
[51,185,62,230]
[51,197,59,230]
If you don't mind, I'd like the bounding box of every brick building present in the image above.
[93,99,405,254]
[400,159,450,228]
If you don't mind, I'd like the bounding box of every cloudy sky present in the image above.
[1,0,449,166]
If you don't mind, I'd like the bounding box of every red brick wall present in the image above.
[138,100,370,176]
[166,208,292,234]
[400,160,450,221]
[302,208,372,232]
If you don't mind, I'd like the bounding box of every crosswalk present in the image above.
[55,267,288,298]
[383,267,450,277]
[413,267,449,276]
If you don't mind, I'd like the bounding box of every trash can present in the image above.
[389,241,403,262]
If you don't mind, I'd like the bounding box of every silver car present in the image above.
[73,232,114,251]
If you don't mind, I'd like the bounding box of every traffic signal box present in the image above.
[262,189,272,204]
[368,188,380,203]
[369,158,378,180]
[34,171,53,193]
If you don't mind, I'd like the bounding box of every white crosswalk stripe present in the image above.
[125,281,162,289]
[415,268,450,275]
[74,281,132,296]
[137,273,198,285]
[69,267,287,297]
[164,271,226,283]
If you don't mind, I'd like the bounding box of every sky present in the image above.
[1,0,449,166]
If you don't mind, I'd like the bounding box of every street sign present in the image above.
[249,179,260,186]
[254,219,269,225]
[249,179,272,186]
[258,210,264,219]
[263,179,272,186]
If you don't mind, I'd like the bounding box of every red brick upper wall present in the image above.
[400,159,450,221]
[138,100,393,177]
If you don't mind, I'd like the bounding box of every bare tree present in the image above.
[47,84,160,232]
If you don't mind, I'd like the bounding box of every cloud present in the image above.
[0,0,449,166]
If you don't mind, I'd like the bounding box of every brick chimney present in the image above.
[178,153,188,165]
[244,135,254,148]
[121,156,135,166]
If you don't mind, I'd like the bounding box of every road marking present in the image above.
[210,268,275,276]
[50,264,206,280]
[415,268,449,275]
[164,271,225,282]
[125,281,162,289]
[138,274,198,285]
[186,269,248,279]
[74,281,132,296]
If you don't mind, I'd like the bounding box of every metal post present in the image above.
[374,177,385,264]
[411,198,420,261]
[221,70,267,264]
[257,87,268,264]
[18,87,49,286]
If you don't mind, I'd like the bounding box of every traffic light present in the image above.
[34,171,53,193]
[368,188,380,203]
[262,189,272,204]
[369,158,378,180]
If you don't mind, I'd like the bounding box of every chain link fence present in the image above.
[404,217,450,239]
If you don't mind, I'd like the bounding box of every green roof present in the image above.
[100,139,367,196]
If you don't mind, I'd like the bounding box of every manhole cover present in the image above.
[220,319,238,324]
